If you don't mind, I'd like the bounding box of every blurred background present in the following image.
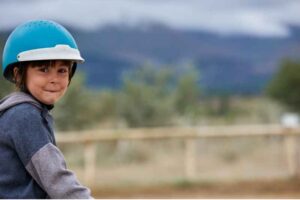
[1,0,300,198]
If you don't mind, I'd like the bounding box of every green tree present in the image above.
[117,65,176,127]
[174,67,200,115]
[267,60,300,112]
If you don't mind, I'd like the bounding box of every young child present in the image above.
[0,20,93,198]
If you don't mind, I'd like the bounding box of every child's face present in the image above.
[26,60,71,105]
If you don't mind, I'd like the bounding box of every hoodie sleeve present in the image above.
[6,104,92,199]
[25,143,92,199]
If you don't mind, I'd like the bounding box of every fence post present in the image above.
[281,113,300,178]
[284,131,297,177]
[184,138,197,180]
[84,141,97,186]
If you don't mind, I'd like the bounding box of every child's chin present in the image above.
[40,94,63,105]
[40,98,58,105]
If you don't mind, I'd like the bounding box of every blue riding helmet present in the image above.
[2,19,84,82]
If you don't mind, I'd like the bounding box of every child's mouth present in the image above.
[45,90,59,93]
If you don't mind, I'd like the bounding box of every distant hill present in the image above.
[1,23,300,95]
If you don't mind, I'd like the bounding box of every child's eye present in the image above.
[58,68,69,74]
[38,67,49,73]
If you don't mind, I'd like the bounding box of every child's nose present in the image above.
[49,71,59,83]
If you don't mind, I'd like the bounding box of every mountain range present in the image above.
[1,23,300,95]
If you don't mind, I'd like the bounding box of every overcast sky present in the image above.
[0,0,300,37]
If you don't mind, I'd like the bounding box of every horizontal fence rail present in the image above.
[57,124,300,143]
[56,124,300,186]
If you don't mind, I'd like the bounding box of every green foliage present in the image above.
[202,95,234,117]
[117,65,177,127]
[266,60,300,112]
[96,90,118,120]
[0,69,14,98]
[115,64,203,127]
[174,67,200,115]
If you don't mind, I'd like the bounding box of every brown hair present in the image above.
[13,60,74,92]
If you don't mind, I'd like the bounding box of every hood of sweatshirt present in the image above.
[0,92,42,113]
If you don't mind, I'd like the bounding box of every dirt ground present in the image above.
[91,178,300,198]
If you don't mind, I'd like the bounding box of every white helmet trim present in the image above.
[17,45,84,63]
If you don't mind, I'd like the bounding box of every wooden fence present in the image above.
[56,124,300,186]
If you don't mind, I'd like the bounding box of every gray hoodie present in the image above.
[0,92,92,199]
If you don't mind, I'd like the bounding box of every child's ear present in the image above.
[13,67,20,84]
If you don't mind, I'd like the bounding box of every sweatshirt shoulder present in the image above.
[3,103,41,121]
[10,102,40,111]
